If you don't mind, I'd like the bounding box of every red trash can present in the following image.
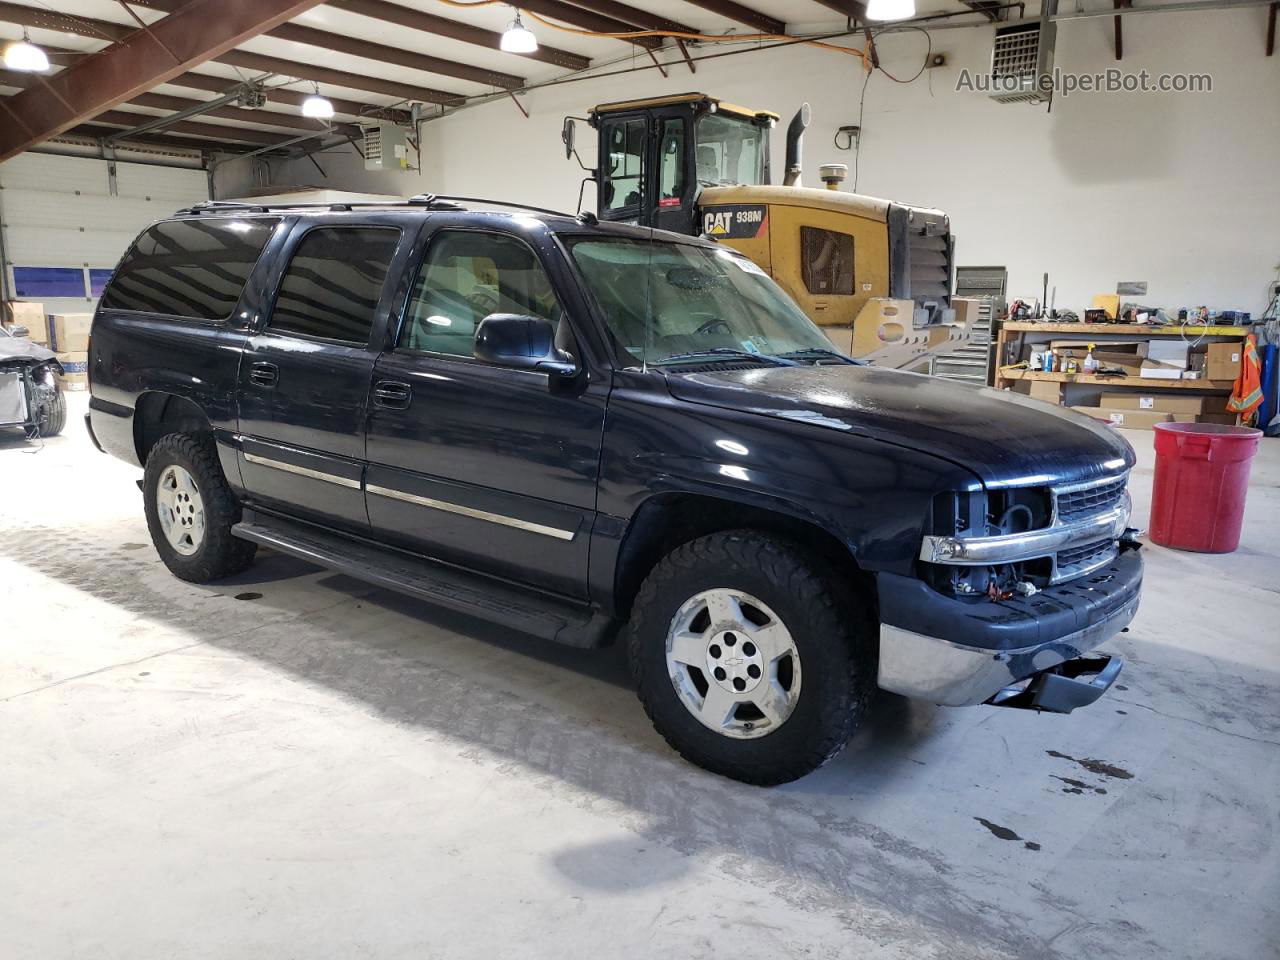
[1149,422,1263,553]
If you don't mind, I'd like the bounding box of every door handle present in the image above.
[249,361,278,387]
[373,380,412,409]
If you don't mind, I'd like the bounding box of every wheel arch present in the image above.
[133,391,214,466]
[611,491,876,621]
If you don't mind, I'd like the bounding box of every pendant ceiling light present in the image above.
[301,83,334,120]
[4,29,50,73]
[500,10,538,54]
[865,0,916,22]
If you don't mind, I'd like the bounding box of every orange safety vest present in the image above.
[1227,333,1263,420]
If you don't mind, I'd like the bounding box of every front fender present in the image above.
[598,373,980,577]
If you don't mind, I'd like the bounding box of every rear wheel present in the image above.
[143,432,256,582]
[628,531,874,785]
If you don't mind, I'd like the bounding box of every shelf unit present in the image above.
[993,321,1246,422]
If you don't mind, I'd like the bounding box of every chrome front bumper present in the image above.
[877,588,1139,707]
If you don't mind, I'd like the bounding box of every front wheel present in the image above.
[143,432,256,583]
[628,531,874,785]
[25,383,65,438]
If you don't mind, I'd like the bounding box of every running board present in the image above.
[232,514,610,648]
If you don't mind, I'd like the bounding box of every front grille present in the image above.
[1055,475,1127,523]
[1054,538,1118,583]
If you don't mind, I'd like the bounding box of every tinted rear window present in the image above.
[266,226,401,344]
[101,218,278,320]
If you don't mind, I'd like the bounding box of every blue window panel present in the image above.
[13,266,86,298]
[89,269,115,296]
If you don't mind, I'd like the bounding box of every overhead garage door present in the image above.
[0,153,208,316]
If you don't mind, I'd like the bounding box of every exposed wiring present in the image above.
[852,67,871,192]
[851,26,933,191]
[872,25,932,83]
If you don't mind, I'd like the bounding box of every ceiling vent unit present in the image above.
[363,122,409,172]
[989,1,1057,105]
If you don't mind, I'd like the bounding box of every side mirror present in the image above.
[474,314,576,380]
[9,324,30,339]
[561,117,576,161]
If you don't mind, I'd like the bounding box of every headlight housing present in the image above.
[922,476,1131,595]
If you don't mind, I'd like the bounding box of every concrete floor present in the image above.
[2,393,1277,960]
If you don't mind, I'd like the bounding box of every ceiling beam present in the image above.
[514,0,663,49]
[326,0,591,72]
[957,1,1005,21]
[0,0,326,162]
[152,69,408,121]
[59,123,276,155]
[129,92,361,138]
[92,109,310,146]
[215,49,464,106]
[811,0,863,18]
[678,0,785,34]
[3,57,407,123]
[0,3,467,106]
[561,1,698,34]
[122,0,526,88]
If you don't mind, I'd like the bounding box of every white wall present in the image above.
[271,5,1280,315]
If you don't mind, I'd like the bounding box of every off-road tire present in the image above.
[26,383,65,438]
[143,432,256,583]
[628,531,875,785]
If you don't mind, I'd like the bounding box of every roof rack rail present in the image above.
[172,195,582,219]
[409,194,578,219]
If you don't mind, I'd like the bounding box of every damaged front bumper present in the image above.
[875,542,1141,711]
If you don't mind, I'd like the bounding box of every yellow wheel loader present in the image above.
[562,93,968,369]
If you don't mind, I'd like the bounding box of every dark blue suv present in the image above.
[85,196,1142,784]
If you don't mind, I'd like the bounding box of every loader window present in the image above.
[800,227,855,296]
[602,118,645,215]
[695,113,765,187]
[657,118,686,204]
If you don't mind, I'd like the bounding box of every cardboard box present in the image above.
[1205,342,1241,381]
[4,301,48,343]
[48,313,93,353]
[951,297,984,328]
[55,351,88,375]
[4,300,45,327]
[56,372,88,392]
[1091,293,1120,320]
[1071,406,1191,430]
[1198,413,1238,425]
[1146,340,1190,368]
[1029,380,1062,404]
[1100,392,1230,415]
[1140,359,1185,380]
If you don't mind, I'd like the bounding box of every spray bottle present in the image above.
[1082,342,1099,374]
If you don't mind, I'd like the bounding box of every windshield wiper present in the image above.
[776,347,864,365]
[652,348,799,367]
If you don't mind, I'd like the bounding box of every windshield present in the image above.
[566,236,836,366]
[695,113,766,186]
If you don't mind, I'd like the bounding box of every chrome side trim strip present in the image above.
[366,483,576,541]
[242,451,362,490]
[921,491,1131,566]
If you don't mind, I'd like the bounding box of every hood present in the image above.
[664,364,1135,488]
[0,335,58,368]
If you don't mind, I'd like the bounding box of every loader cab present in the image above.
[585,94,778,236]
